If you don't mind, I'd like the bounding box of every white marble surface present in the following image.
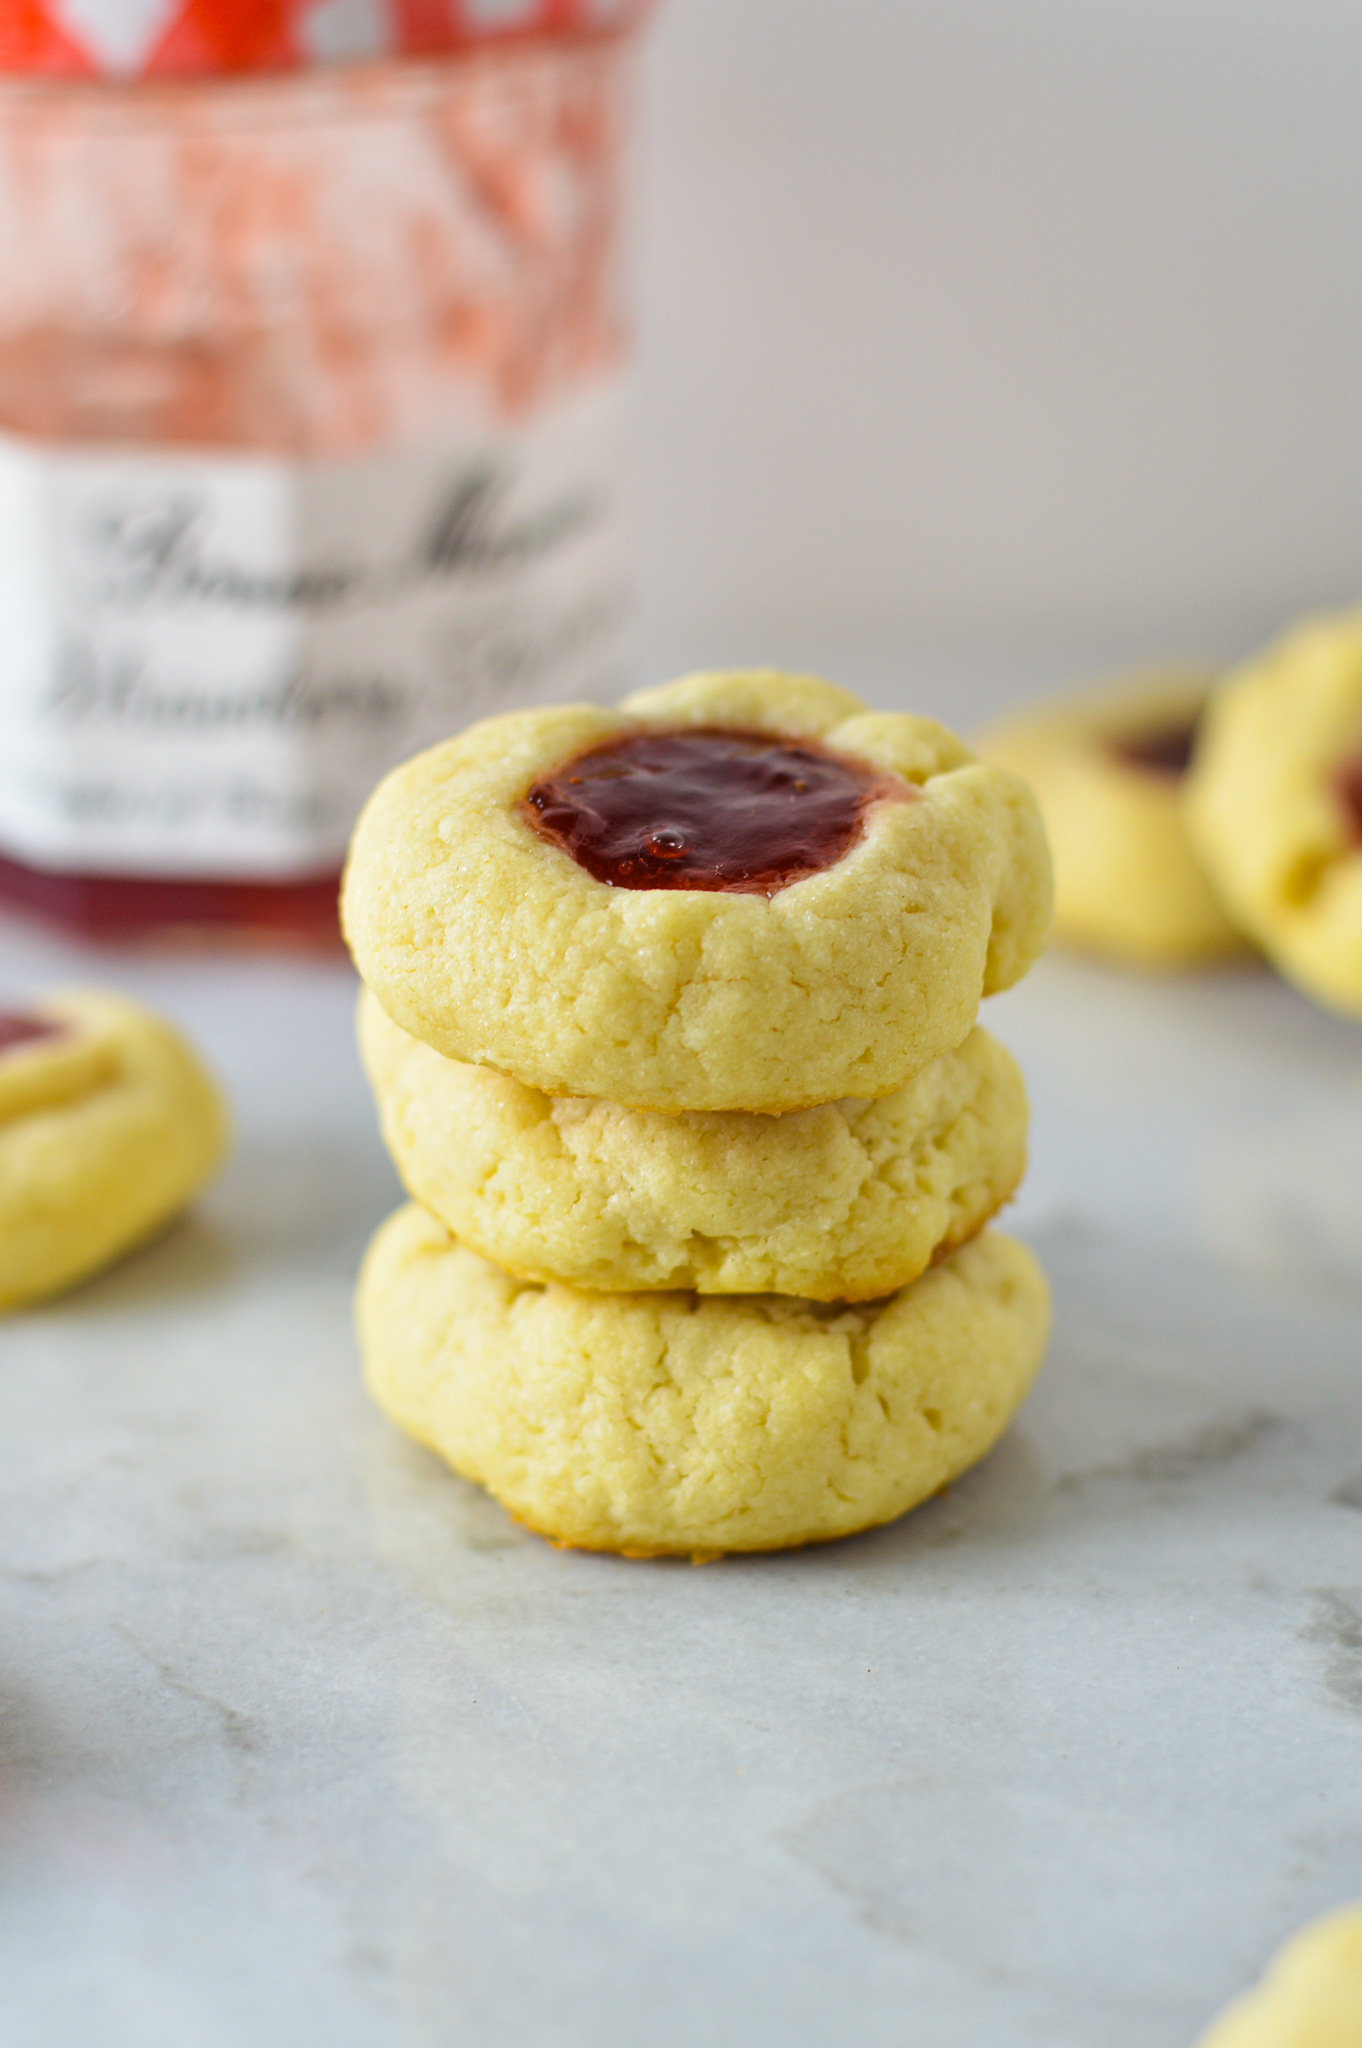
[2,906,1362,2047]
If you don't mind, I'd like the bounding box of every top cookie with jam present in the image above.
[342,670,1053,1113]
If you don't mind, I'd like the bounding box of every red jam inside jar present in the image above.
[0,1011,64,1055]
[521,725,913,894]
[1107,715,1200,777]
[0,856,342,948]
[1333,752,1362,845]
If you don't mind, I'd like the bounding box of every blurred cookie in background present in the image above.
[1187,610,1362,1020]
[1194,1903,1362,2046]
[0,989,229,1311]
[979,671,1245,970]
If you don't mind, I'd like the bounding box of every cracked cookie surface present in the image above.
[0,988,229,1310]
[359,987,1028,1299]
[1187,611,1362,1017]
[342,670,1052,1112]
[356,1205,1050,1556]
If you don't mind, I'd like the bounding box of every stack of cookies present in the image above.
[343,671,1054,1557]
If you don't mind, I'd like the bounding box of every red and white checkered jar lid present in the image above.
[0,0,652,77]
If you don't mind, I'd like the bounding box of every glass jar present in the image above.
[0,2,650,944]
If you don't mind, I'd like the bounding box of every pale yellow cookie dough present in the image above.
[356,1204,1050,1556]
[978,671,1244,968]
[0,989,229,1311]
[342,670,1053,1112]
[358,986,1028,1300]
[1194,1905,1362,2047]
[1187,611,1362,1017]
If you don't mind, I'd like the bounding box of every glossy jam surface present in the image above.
[522,725,912,894]
[0,1011,63,1057]
[1334,752,1362,845]
[1107,715,1200,777]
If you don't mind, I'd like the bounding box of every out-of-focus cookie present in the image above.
[0,989,229,1310]
[1187,612,1362,1017]
[1194,1904,1362,2047]
[342,669,1052,1112]
[978,672,1244,968]
[356,1204,1050,1557]
[358,987,1028,1300]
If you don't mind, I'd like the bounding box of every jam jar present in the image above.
[0,0,651,944]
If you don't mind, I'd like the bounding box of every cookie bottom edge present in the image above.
[357,1207,1050,1558]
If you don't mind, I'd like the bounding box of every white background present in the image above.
[634,0,1362,693]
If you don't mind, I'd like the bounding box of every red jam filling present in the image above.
[0,1011,64,1057]
[1107,715,1200,778]
[1334,752,1362,845]
[521,725,913,894]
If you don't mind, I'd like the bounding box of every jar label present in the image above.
[0,382,630,878]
